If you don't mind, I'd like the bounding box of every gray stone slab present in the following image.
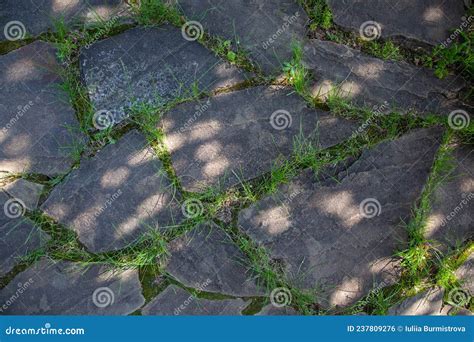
[3,178,44,210]
[175,0,309,74]
[0,191,50,276]
[80,26,251,126]
[388,288,448,315]
[41,130,184,253]
[161,85,358,192]
[165,222,265,297]
[425,146,473,251]
[327,0,467,47]
[0,258,145,315]
[238,127,444,307]
[142,285,248,315]
[303,39,465,116]
[455,253,473,296]
[0,0,130,41]
[0,41,84,176]
[256,304,300,316]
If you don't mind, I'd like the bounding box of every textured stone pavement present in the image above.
[0,0,472,316]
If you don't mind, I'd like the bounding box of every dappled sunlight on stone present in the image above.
[52,0,80,12]
[3,133,31,155]
[423,7,444,22]
[5,58,35,82]
[315,190,362,228]
[100,167,130,188]
[256,205,292,236]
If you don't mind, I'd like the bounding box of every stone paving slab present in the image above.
[41,130,184,253]
[0,191,50,277]
[3,179,44,210]
[327,0,467,47]
[0,258,145,315]
[425,146,473,251]
[455,253,473,296]
[238,127,444,307]
[303,39,465,116]
[0,0,130,41]
[0,41,84,176]
[142,284,248,315]
[161,85,358,192]
[175,0,309,74]
[165,221,265,297]
[256,304,300,316]
[387,288,448,315]
[80,25,251,126]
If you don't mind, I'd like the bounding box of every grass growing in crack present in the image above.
[130,0,181,26]
[299,0,332,30]
[365,40,403,61]
[283,41,310,97]
[396,132,454,283]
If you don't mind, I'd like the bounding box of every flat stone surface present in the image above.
[0,41,84,176]
[80,26,251,125]
[238,127,444,307]
[165,222,265,297]
[142,285,248,315]
[256,304,300,316]
[41,130,184,253]
[3,178,44,210]
[455,253,473,296]
[162,85,358,192]
[176,0,308,74]
[0,258,145,315]
[388,288,448,315]
[0,192,50,276]
[0,0,130,41]
[425,146,473,251]
[327,0,467,46]
[303,39,465,115]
